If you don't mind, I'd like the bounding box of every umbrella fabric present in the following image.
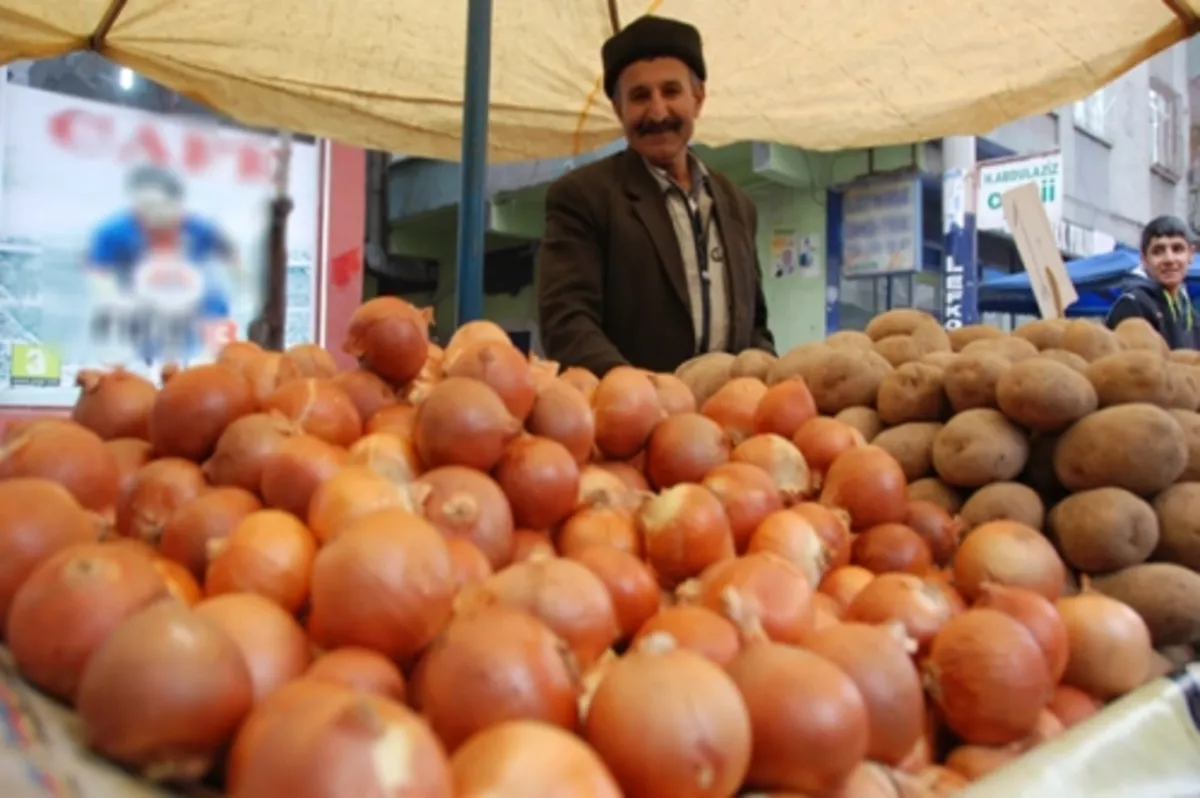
[0,0,1195,162]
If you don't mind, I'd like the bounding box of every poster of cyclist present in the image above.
[0,82,319,407]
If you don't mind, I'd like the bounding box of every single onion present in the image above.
[261,434,349,521]
[7,542,168,700]
[701,462,783,553]
[444,340,537,421]
[923,608,1053,745]
[149,363,256,461]
[308,508,455,661]
[526,379,596,464]
[153,558,202,605]
[0,478,98,635]
[571,546,661,641]
[446,537,493,592]
[747,510,833,588]
[304,647,407,701]
[725,631,868,794]
[512,529,556,562]
[631,605,741,666]
[71,367,157,440]
[281,343,338,378]
[528,353,560,390]
[647,372,696,415]
[331,368,398,424]
[450,720,622,797]
[443,319,512,371]
[557,502,641,558]
[904,499,964,567]
[342,296,431,384]
[805,622,925,766]
[262,378,362,447]
[206,509,317,614]
[583,633,751,798]
[416,604,581,751]
[195,593,312,702]
[792,502,853,569]
[217,340,265,373]
[1057,591,1152,699]
[495,435,580,530]
[160,487,262,580]
[852,523,933,575]
[638,484,736,588]
[792,416,865,479]
[697,553,814,645]
[415,377,522,471]
[953,520,1066,602]
[347,431,421,484]
[77,599,254,781]
[306,465,421,544]
[594,460,650,492]
[644,412,730,489]
[819,565,876,612]
[1047,684,1103,728]
[115,457,207,544]
[417,465,515,569]
[975,582,1069,682]
[730,434,812,504]
[366,403,418,438]
[591,367,666,459]
[559,367,600,399]
[106,438,154,499]
[203,412,296,493]
[753,377,817,440]
[701,377,768,445]
[846,573,958,653]
[457,554,619,669]
[0,419,120,513]
[226,681,452,797]
[232,352,304,406]
[820,445,908,530]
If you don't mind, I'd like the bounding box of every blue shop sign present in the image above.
[841,175,922,278]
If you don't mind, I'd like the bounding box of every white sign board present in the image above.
[977,151,1063,234]
[1002,182,1078,319]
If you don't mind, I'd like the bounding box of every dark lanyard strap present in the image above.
[681,190,715,352]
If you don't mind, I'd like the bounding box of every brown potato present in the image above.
[920,351,959,370]
[786,347,892,414]
[908,477,963,513]
[1169,350,1200,366]
[1115,317,1170,356]
[1048,488,1159,573]
[825,331,873,350]
[943,352,1010,412]
[730,348,776,381]
[948,325,1005,352]
[932,408,1029,488]
[1093,563,1200,647]
[876,363,949,425]
[872,422,943,481]
[873,336,923,367]
[996,357,1098,431]
[766,343,827,386]
[676,352,735,406]
[1011,319,1068,350]
[864,309,941,341]
[1153,482,1200,571]
[1166,363,1200,411]
[1060,319,1121,362]
[834,407,882,442]
[1168,410,1200,481]
[960,482,1045,531]
[1037,348,1088,373]
[1053,403,1187,496]
[1084,351,1172,408]
[959,336,1039,363]
[1020,432,1065,500]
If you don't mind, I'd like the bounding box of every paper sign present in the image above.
[1001,182,1077,319]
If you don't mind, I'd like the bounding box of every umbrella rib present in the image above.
[88,0,130,52]
[1161,0,1200,35]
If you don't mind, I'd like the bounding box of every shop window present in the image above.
[1072,89,1111,142]
[1150,81,1184,178]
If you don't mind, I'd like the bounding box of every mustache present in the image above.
[636,117,683,137]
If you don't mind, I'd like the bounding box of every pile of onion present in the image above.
[341,296,431,384]
[71,368,157,441]
[450,720,622,797]
[194,593,312,702]
[148,363,255,461]
[0,419,120,513]
[206,509,317,614]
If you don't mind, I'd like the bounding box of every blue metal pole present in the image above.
[454,0,494,326]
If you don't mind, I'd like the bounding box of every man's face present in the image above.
[1144,234,1192,291]
[612,57,704,169]
[132,185,183,231]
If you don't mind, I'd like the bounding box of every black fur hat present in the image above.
[602,16,705,99]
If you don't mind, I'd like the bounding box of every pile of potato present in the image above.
[677,309,1200,663]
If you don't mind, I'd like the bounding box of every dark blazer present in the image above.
[536,149,775,376]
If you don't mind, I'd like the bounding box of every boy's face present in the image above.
[1144,234,1192,291]
[132,185,183,231]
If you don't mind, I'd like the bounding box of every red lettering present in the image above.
[117,124,170,165]
[48,110,113,156]
[237,146,275,184]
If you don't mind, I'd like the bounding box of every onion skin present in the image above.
[331,368,398,423]
[77,599,254,782]
[696,553,815,646]
[306,465,419,545]
[195,593,312,703]
[591,367,666,459]
[154,558,202,605]
[583,634,752,798]
[342,296,431,385]
[557,504,642,559]
[282,343,338,379]
[924,608,1053,745]
[851,523,933,576]
[450,720,622,797]
[819,565,875,612]
[1057,592,1152,699]
[205,510,317,614]
[953,520,1066,602]
[702,462,784,553]
[446,537,494,593]
[726,640,869,794]
[71,367,157,441]
[747,510,834,589]
[149,363,256,461]
[1047,684,1103,728]
[753,377,817,440]
[106,437,154,499]
[945,744,1022,781]
[638,483,736,588]
[262,378,363,448]
[0,478,99,636]
[159,487,263,581]
[571,546,661,641]
[631,605,741,666]
[701,377,768,444]
[644,413,731,489]
[415,605,581,752]
[975,582,1070,683]
[0,420,121,514]
[202,412,296,493]
[7,542,169,700]
[304,648,408,702]
[263,435,351,523]
[366,403,418,438]
[444,340,538,421]
[494,436,581,530]
[526,379,596,465]
[792,416,865,477]
[417,465,515,569]
[846,573,957,654]
[804,623,926,766]
[414,377,522,471]
[115,457,207,545]
[819,445,908,530]
[560,367,600,400]
[904,500,964,567]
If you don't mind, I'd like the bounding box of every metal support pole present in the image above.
[454,0,494,327]
[941,136,979,329]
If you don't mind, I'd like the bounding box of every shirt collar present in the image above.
[644,150,709,198]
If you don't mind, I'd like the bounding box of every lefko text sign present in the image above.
[975,151,1063,234]
[0,84,320,408]
[941,169,979,330]
[840,174,922,277]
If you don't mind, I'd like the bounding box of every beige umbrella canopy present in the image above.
[0,0,1196,163]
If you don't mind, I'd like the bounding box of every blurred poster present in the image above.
[0,84,319,407]
[771,229,820,280]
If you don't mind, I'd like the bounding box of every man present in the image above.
[1105,214,1199,349]
[536,15,775,375]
